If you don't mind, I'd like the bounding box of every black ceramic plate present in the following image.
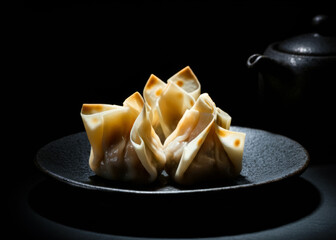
[35,126,309,195]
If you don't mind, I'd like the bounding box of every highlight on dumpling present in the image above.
[80,66,246,185]
[143,67,200,142]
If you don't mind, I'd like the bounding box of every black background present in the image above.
[6,1,336,239]
[18,0,334,169]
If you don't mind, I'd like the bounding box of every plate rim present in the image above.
[35,127,310,195]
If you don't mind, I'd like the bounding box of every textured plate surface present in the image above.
[35,126,309,194]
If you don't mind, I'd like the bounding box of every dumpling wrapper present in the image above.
[80,66,245,185]
[143,66,201,141]
[80,92,166,184]
[164,93,245,185]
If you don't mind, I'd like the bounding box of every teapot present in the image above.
[247,15,336,160]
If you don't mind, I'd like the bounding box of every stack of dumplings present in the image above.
[81,67,246,185]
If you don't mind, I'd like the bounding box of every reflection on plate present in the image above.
[35,126,309,195]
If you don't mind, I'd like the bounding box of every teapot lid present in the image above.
[276,15,336,56]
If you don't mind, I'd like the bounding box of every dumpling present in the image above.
[164,93,245,185]
[80,66,246,185]
[80,92,166,184]
[143,66,201,141]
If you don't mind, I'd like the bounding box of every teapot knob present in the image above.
[312,15,336,36]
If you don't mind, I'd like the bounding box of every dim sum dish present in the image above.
[35,67,309,193]
[80,67,246,185]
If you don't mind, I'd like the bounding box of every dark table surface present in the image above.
[7,161,336,240]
